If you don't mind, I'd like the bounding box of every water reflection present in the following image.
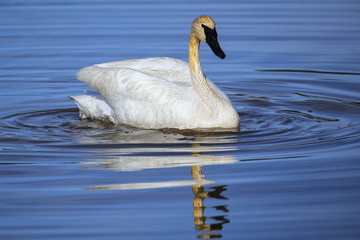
[81,140,238,171]
[84,145,234,238]
[76,121,240,144]
[86,164,230,238]
[192,166,229,239]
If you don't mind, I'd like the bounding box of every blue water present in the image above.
[1,1,360,239]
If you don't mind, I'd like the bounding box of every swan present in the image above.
[70,16,239,130]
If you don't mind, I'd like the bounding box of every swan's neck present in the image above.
[189,32,219,104]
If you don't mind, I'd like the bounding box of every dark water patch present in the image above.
[276,109,339,122]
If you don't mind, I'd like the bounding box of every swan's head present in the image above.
[191,16,226,59]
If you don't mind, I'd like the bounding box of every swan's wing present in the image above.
[69,95,115,122]
[76,64,198,128]
[95,57,191,83]
[76,64,192,102]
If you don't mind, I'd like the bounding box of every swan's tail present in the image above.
[69,95,115,123]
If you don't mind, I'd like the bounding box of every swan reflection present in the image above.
[83,143,235,238]
[82,154,236,172]
[192,166,230,239]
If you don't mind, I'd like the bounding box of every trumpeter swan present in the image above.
[70,16,239,130]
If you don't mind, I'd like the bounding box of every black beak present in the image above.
[202,24,226,59]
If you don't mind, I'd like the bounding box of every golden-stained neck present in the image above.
[189,31,200,73]
[189,31,218,102]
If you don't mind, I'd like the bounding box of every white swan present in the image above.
[70,16,239,130]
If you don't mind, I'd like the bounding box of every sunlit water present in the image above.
[1,1,360,239]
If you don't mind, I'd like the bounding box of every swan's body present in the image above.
[70,16,239,130]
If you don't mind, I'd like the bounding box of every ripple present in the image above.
[0,86,359,161]
[276,110,339,122]
[1,108,79,139]
[0,98,356,146]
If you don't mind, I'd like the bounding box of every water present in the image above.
[1,0,360,239]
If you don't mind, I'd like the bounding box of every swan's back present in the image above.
[76,57,194,105]
[87,57,191,84]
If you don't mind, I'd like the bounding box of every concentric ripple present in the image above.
[1,83,359,160]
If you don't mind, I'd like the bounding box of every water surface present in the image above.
[1,1,360,239]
